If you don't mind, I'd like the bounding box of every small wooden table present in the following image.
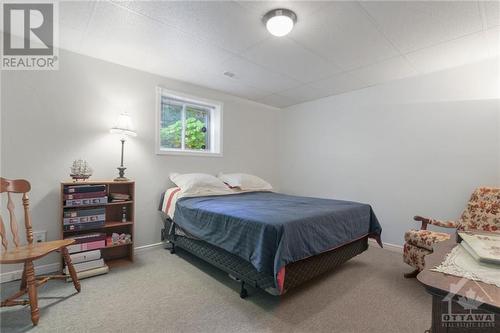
[417,239,500,332]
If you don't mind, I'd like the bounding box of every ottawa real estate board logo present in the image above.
[1,2,59,70]
[440,278,495,330]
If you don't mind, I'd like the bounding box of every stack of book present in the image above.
[65,233,109,280]
[64,184,108,206]
[64,207,106,231]
[109,192,131,202]
[459,231,500,265]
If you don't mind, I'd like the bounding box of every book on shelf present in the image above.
[69,249,101,264]
[70,232,107,244]
[110,193,131,201]
[66,239,106,253]
[64,214,106,225]
[64,207,106,218]
[65,196,108,207]
[64,258,105,274]
[66,265,109,282]
[64,184,107,194]
[64,191,107,200]
[65,234,106,253]
[459,231,500,265]
[64,221,105,232]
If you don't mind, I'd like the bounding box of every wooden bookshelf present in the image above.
[60,180,135,268]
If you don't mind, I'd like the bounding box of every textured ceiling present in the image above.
[56,0,500,108]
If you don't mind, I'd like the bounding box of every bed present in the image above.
[159,188,382,297]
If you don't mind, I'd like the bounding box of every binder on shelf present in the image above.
[63,214,106,225]
[64,191,107,200]
[64,184,106,194]
[64,258,105,274]
[66,265,109,282]
[65,197,108,207]
[69,249,102,264]
[70,232,106,244]
[64,221,105,232]
[64,207,106,218]
[66,239,106,253]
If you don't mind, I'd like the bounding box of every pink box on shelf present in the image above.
[67,240,106,254]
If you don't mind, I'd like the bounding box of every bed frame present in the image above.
[162,218,369,298]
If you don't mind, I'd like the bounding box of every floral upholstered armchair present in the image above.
[403,187,500,278]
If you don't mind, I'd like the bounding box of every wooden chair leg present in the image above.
[61,246,80,292]
[20,263,27,291]
[404,268,420,278]
[25,261,40,326]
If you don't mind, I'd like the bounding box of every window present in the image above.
[156,88,222,156]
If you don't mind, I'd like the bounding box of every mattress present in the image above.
[170,230,369,295]
[172,191,382,287]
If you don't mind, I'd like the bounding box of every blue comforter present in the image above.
[173,192,381,284]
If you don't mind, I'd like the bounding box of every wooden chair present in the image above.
[0,178,80,326]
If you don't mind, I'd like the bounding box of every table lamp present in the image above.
[110,113,137,181]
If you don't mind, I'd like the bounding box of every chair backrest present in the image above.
[0,178,33,251]
[458,187,500,232]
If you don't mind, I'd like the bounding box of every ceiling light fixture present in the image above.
[263,8,297,37]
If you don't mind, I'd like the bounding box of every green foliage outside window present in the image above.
[160,117,207,150]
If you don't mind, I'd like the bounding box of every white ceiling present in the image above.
[55,0,500,108]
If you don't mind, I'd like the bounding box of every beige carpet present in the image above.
[1,245,431,333]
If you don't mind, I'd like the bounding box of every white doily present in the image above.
[432,244,500,287]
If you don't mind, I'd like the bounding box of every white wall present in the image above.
[279,58,500,247]
[0,49,280,274]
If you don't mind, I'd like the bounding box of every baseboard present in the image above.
[0,262,61,284]
[368,238,403,253]
[0,242,165,284]
[134,242,164,253]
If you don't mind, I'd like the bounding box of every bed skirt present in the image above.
[163,218,369,296]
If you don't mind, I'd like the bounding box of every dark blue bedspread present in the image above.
[173,192,381,284]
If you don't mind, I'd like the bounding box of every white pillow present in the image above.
[217,173,273,191]
[170,173,233,197]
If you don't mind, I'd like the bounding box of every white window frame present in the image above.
[156,87,223,157]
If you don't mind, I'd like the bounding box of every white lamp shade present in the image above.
[266,15,294,37]
[110,113,137,137]
[264,9,297,37]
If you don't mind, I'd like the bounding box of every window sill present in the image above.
[156,149,223,157]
